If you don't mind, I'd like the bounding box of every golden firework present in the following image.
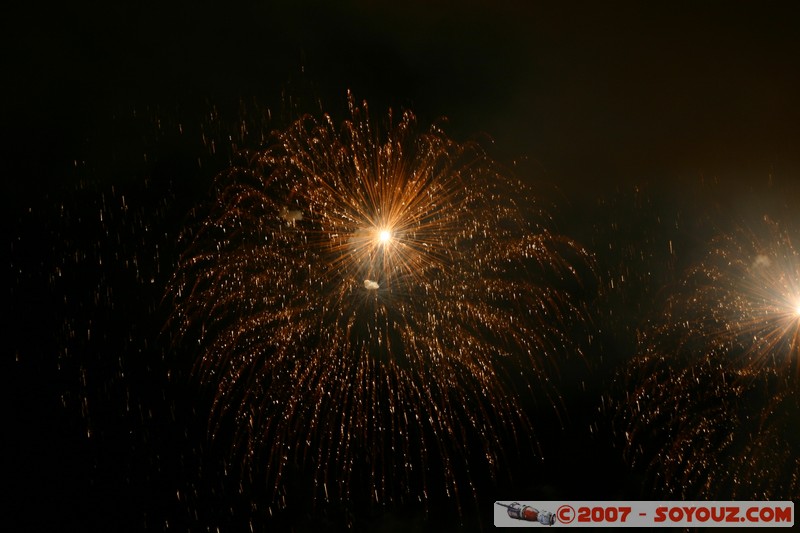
[621,217,800,499]
[167,95,592,508]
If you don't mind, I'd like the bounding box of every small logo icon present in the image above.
[496,502,556,525]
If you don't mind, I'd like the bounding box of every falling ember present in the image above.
[165,93,592,509]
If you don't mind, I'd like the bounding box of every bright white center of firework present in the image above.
[378,229,392,244]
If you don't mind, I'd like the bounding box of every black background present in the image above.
[7,1,800,531]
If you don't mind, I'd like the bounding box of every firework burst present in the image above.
[166,95,592,509]
[620,217,800,499]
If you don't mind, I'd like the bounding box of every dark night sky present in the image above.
[7,1,800,194]
[6,1,800,531]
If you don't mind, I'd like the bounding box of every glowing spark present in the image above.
[377,228,392,244]
[364,279,379,290]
